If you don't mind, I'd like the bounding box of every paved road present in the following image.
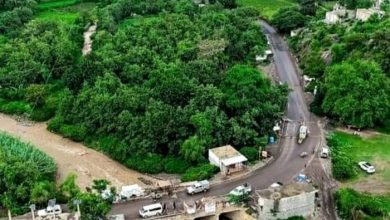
[110,21,326,219]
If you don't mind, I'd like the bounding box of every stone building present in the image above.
[256,183,318,220]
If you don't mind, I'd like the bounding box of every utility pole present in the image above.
[29,204,36,220]
[7,209,11,220]
[73,199,81,220]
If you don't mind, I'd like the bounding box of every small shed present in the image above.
[208,145,247,175]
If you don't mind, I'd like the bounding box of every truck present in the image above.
[37,205,62,217]
[297,123,308,144]
[187,180,210,195]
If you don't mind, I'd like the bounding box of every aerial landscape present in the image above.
[0,0,389,219]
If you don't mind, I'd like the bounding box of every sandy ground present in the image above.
[0,113,157,190]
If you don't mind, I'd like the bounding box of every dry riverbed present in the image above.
[0,113,156,190]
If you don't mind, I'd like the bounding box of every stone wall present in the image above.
[258,191,317,220]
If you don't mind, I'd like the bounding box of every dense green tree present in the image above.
[299,0,317,15]
[30,181,56,205]
[70,193,111,220]
[322,60,389,128]
[180,136,205,163]
[271,7,306,33]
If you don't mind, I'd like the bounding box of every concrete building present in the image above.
[208,145,247,175]
[356,8,384,21]
[256,183,318,220]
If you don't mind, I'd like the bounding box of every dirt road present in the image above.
[0,113,156,190]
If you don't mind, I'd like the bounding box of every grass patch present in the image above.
[35,2,96,24]
[237,0,297,19]
[332,131,390,193]
[37,0,80,10]
[35,10,80,24]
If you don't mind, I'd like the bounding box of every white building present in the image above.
[356,8,384,21]
[208,145,248,175]
[257,183,318,220]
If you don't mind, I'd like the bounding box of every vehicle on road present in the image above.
[37,205,62,217]
[187,180,210,195]
[298,124,308,144]
[139,203,163,218]
[229,183,252,196]
[320,147,329,158]
[358,161,375,174]
[300,151,308,158]
[120,184,144,200]
[270,182,283,188]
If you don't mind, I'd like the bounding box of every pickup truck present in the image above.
[37,205,62,217]
[187,180,210,195]
[229,184,252,196]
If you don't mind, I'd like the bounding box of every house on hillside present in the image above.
[208,145,248,175]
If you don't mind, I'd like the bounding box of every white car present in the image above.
[229,184,252,196]
[187,180,210,195]
[358,161,375,174]
[37,205,62,217]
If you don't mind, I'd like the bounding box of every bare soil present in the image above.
[0,113,157,190]
[82,24,96,55]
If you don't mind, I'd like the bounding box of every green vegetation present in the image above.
[237,0,297,18]
[239,146,259,162]
[335,188,390,219]
[327,133,358,180]
[228,193,250,204]
[181,164,220,182]
[37,0,80,10]
[290,10,390,128]
[0,132,56,214]
[35,10,80,24]
[0,132,112,217]
[331,131,390,183]
[271,7,307,33]
[0,0,287,179]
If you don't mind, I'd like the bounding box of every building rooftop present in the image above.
[209,145,248,166]
[256,182,316,199]
[209,145,242,159]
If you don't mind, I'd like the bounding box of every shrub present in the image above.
[0,100,31,114]
[125,154,164,174]
[181,164,219,182]
[328,134,357,180]
[335,188,390,219]
[239,147,258,162]
[30,106,56,121]
[164,157,190,174]
[47,116,64,132]
[59,124,87,142]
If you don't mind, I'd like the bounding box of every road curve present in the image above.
[110,21,325,219]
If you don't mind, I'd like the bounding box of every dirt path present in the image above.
[0,113,156,190]
[82,23,97,55]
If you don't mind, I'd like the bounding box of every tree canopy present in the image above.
[322,60,389,128]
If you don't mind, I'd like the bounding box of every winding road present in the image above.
[110,22,336,219]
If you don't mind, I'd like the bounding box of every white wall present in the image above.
[208,150,221,168]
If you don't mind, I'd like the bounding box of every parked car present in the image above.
[139,203,163,218]
[37,205,62,217]
[320,147,329,158]
[270,182,283,188]
[187,180,210,195]
[229,183,252,196]
[358,161,375,174]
